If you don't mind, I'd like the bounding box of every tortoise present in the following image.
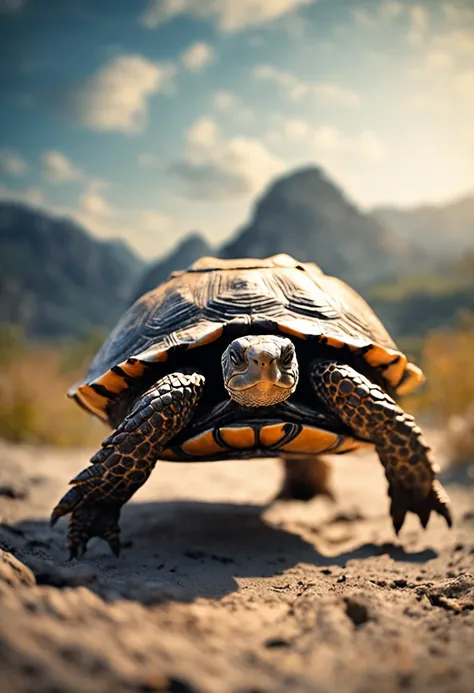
[52,254,452,557]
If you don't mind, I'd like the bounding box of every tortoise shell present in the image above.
[70,254,424,424]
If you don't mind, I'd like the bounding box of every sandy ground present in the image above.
[0,434,473,693]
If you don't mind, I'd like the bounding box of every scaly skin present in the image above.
[310,360,452,533]
[51,371,205,558]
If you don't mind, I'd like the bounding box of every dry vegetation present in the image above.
[404,313,474,467]
[0,324,104,447]
[1,318,473,466]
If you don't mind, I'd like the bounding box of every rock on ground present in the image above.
[0,438,473,693]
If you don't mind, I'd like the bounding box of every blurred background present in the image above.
[0,0,473,465]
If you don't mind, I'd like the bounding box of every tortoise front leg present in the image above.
[51,371,205,558]
[310,360,452,533]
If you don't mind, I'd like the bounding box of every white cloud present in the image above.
[277,118,387,162]
[352,8,376,29]
[352,2,402,29]
[353,1,419,33]
[140,0,316,32]
[0,0,26,12]
[411,5,429,31]
[69,184,180,256]
[0,149,28,176]
[212,91,255,123]
[433,28,474,56]
[0,177,178,258]
[188,118,219,149]
[79,188,113,219]
[454,70,474,101]
[65,54,175,133]
[138,153,159,168]
[180,41,215,72]
[424,49,455,71]
[407,5,429,45]
[264,131,283,146]
[140,210,177,235]
[0,185,44,206]
[213,91,237,111]
[442,3,457,21]
[408,92,448,115]
[463,126,474,152]
[379,1,402,20]
[407,12,474,117]
[365,51,388,65]
[41,150,83,183]
[237,107,255,124]
[253,65,360,109]
[442,2,474,23]
[169,117,284,200]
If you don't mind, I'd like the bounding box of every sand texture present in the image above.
[0,435,473,693]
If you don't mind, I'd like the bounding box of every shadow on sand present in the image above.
[1,498,438,604]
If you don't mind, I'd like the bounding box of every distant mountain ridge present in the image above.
[137,167,421,300]
[0,203,144,338]
[372,193,474,262]
[1,166,473,340]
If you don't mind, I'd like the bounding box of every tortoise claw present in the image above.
[52,486,122,559]
[65,502,122,559]
[418,507,431,529]
[107,536,121,558]
[68,542,87,561]
[50,486,84,526]
[389,480,452,534]
[391,512,407,536]
[430,480,453,528]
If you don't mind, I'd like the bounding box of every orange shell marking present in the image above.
[279,426,339,453]
[181,430,225,457]
[259,423,289,448]
[219,426,256,449]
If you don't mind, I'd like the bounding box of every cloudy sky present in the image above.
[1,0,473,258]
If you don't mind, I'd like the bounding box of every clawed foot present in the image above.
[389,479,452,535]
[51,485,122,559]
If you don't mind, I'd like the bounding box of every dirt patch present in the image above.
[0,438,473,692]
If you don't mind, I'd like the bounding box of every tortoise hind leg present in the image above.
[276,456,335,502]
[51,371,205,558]
[310,360,452,534]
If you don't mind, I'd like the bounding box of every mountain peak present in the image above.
[173,232,210,257]
[130,231,212,302]
[220,165,408,287]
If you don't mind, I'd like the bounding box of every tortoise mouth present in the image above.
[226,376,296,392]
[226,381,296,408]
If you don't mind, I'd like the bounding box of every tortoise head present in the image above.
[221,335,299,407]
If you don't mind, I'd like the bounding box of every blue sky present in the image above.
[1,0,473,258]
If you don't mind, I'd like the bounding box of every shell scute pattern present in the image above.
[201,271,279,319]
[70,255,425,422]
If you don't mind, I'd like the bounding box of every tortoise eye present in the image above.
[280,345,295,367]
[229,349,245,367]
